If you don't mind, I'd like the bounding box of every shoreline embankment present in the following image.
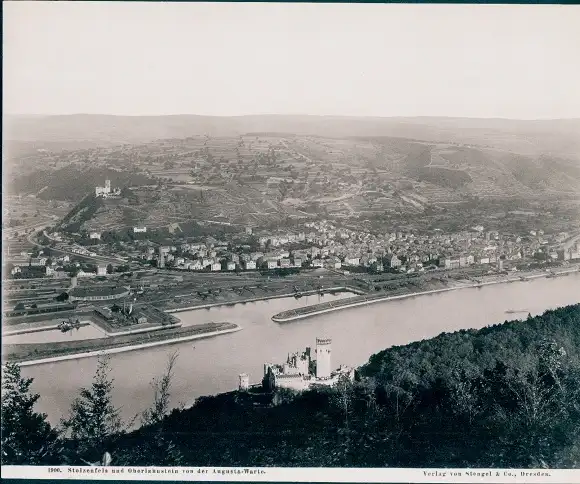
[165,286,364,313]
[3,286,359,366]
[271,268,580,323]
[10,325,242,367]
[3,318,181,338]
[3,322,91,336]
[7,269,577,365]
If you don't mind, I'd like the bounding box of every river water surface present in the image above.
[21,274,580,425]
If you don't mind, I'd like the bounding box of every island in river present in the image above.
[4,321,240,366]
[16,270,580,426]
[5,265,578,366]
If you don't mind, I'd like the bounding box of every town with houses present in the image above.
[7,183,580,281]
[5,179,578,370]
[133,222,579,275]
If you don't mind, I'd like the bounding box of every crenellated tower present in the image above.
[315,338,332,379]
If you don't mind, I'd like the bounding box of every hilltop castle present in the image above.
[95,179,121,198]
[258,338,354,392]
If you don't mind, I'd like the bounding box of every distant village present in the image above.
[137,225,578,274]
[4,179,580,281]
[6,218,580,280]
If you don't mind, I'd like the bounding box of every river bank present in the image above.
[4,288,357,365]
[6,267,577,366]
[272,267,580,322]
[5,322,239,366]
[2,319,91,336]
[165,286,364,313]
[3,313,181,339]
[21,272,580,425]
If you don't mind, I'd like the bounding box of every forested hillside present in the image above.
[3,305,580,467]
[117,305,580,468]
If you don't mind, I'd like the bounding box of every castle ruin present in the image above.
[261,338,354,392]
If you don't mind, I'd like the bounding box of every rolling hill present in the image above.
[5,114,580,158]
[5,115,580,233]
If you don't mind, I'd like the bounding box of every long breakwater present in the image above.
[13,325,242,367]
[271,269,580,322]
[165,286,365,313]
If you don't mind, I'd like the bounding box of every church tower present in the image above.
[315,338,332,379]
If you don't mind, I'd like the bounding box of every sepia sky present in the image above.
[3,2,580,119]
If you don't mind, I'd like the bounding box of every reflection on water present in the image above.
[20,275,580,425]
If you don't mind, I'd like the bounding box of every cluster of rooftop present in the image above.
[128,223,580,275]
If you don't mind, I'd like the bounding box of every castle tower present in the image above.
[315,338,332,379]
[238,373,249,391]
[105,179,111,193]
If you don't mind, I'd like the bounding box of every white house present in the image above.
[29,257,48,267]
[77,269,96,278]
[343,256,360,266]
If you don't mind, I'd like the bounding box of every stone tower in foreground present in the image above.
[315,338,332,379]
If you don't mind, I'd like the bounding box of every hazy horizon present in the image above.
[4,3,580,119]
[5,112,580,122]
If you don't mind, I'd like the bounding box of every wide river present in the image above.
[21,273,580,425]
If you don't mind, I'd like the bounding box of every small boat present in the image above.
[505,309,528,314]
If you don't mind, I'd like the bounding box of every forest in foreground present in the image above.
[2,304,580,468]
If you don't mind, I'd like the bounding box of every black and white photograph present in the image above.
[2,2,580,481]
